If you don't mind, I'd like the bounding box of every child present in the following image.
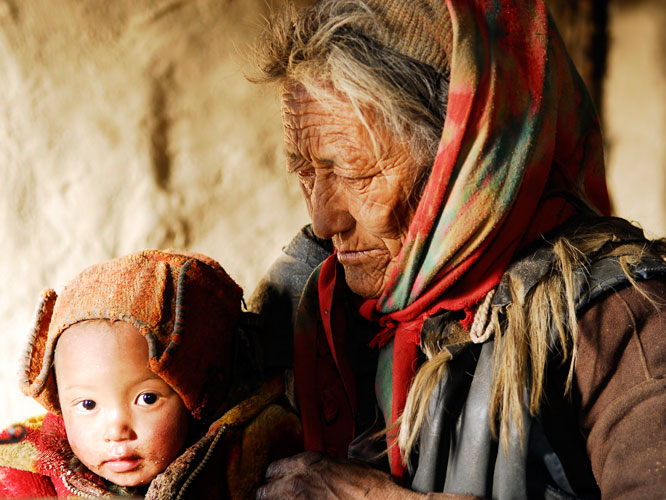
[0,250,302,499]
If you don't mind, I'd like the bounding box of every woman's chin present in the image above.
[341,268,385,299]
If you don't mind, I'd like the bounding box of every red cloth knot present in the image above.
[459,307,475,330]
[368,316,424,349]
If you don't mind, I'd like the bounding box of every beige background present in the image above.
[1,0,665,425]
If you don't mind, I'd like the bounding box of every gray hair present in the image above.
[254,0,450,194]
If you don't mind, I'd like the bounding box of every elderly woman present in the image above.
[249,0,666,498]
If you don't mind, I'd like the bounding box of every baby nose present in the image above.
[103,410,134,442]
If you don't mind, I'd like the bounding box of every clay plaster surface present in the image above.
[604,0,666,238]
[0,0,308,423]
[1,0,665,427]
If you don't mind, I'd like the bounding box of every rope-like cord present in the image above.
[470,288,496,343]
[165,259,193,357]
[175,425,227,500]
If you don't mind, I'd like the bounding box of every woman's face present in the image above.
[282,84,421,298]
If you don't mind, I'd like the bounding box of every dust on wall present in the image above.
[0,0,308,423]
[1,0,665,425]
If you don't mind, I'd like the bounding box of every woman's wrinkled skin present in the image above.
[281,84,420,299]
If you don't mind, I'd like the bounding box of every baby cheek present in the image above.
[144,415,188,466]
[65,419,101,469]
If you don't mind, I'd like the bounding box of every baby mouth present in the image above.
[103,456,143,473]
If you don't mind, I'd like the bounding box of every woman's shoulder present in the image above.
[574,272,666,496]
[248,224,332,315]
[247,225,333,372]
[495,215,666,312]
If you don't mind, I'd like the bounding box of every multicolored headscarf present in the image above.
[293,0,610,478]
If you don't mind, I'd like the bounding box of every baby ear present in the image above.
[20,288,58,399]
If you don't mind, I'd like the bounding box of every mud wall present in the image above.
[1,0,665,424]
[0,0,308,422]
[604,0,666,237]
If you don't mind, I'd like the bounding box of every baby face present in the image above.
[54,320,189,487]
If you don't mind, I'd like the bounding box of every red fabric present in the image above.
[375,3,607,475]
[294,255,357,458]
[0,468,57,498]
[0,413,107,498]
[363,301,450,477]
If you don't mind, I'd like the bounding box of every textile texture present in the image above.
[295,0,611,477]
[0,378,303,499]
[405,227,666,497]
[20,250,243,422]
[574,280,666,497]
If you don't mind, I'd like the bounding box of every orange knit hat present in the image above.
[20,250,243,422]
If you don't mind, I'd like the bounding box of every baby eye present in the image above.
[75,400,96,411]
[137,393,159,406]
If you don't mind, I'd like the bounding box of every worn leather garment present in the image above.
[410,219,666,499]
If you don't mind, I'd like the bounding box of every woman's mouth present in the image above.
[336,249,382,265]
[103,456,142,473]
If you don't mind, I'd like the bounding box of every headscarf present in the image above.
[293,0,610,478]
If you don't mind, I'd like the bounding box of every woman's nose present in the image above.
[310,176,354,239]
[103,409,135,442]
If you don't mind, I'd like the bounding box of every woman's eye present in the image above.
[296,169,315,181]
[76,400,96,411]
[297,170,315,193]
[137,393,159,406]
[287,158,315,192]
[340,174,371,190]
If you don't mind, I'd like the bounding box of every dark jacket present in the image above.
[410,220,666,499]
[249,219,666,499]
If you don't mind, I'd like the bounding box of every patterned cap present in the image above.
[301,0,453,74]
[21,250,243,421]
[359,0,452,74]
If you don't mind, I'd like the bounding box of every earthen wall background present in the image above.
[1,0,664,424]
